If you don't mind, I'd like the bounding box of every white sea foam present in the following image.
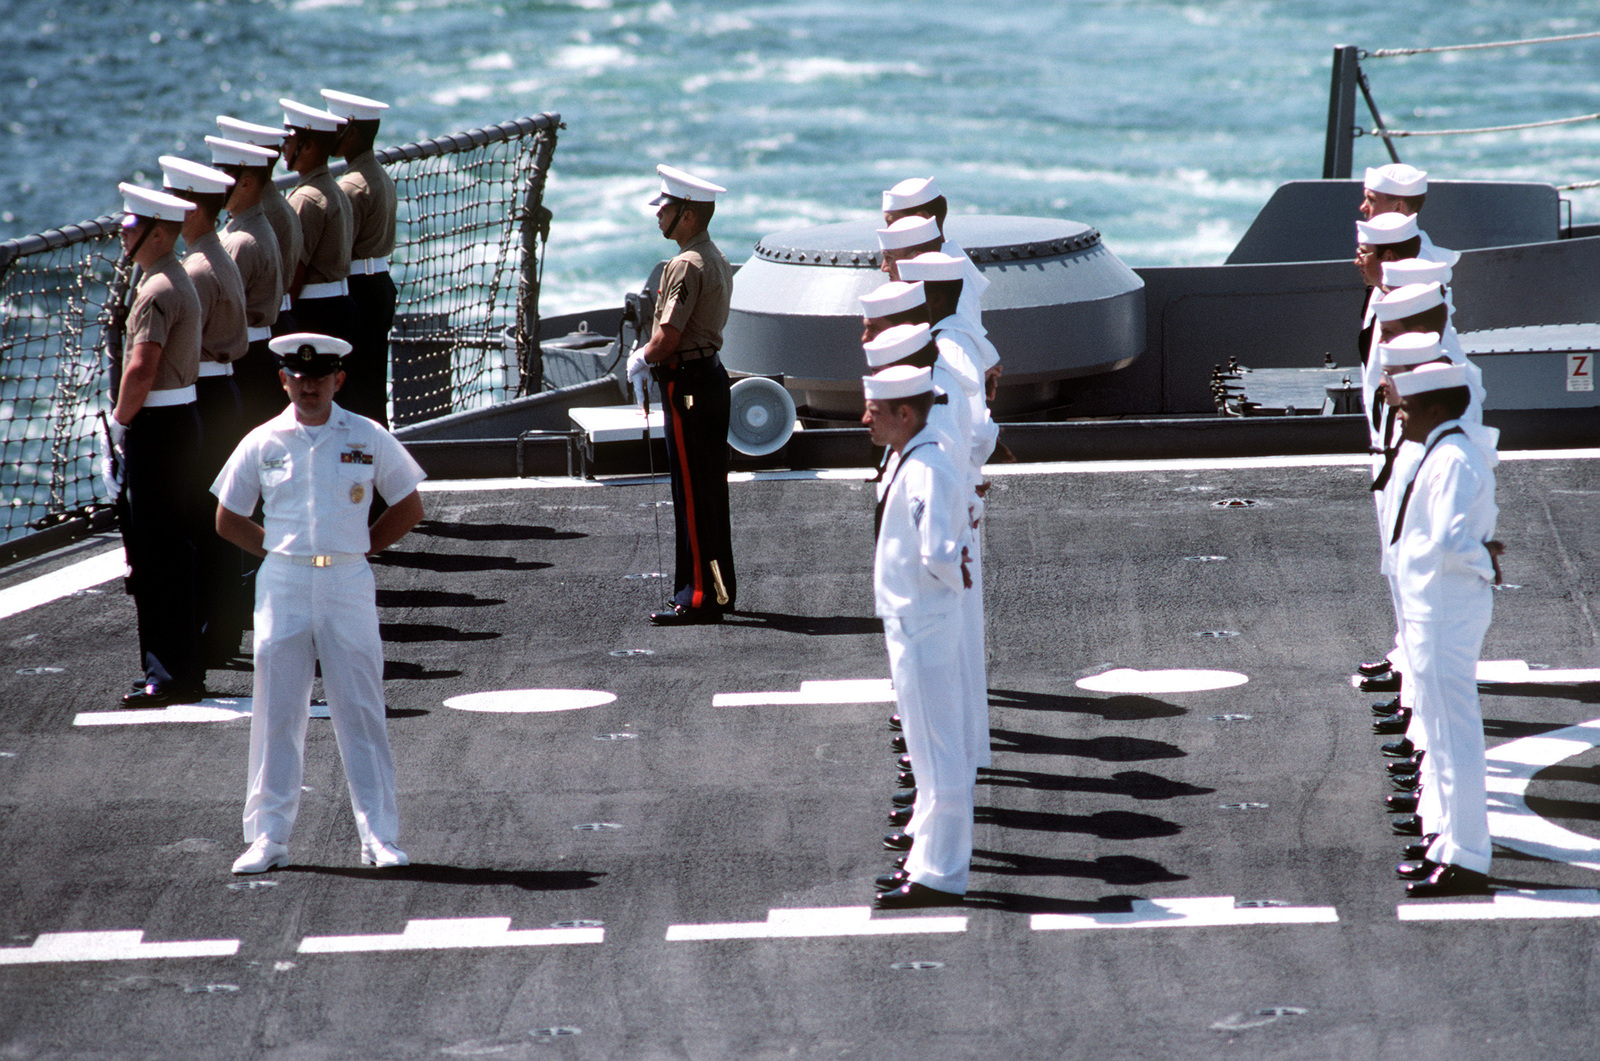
[468,52,516,72]
[428,83,495,107]
[683,57,927,95]
[550,43,638,73]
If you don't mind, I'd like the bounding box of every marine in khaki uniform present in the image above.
[216,115,302,336]
[209,134,288,426]
[280,98,357,345]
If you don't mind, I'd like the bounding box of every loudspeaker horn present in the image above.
[727,376,797,456]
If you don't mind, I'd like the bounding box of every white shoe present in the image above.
[231,837,289,875]
[360,839,409,868]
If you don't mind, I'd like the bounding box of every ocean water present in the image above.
[4,0,1599,316]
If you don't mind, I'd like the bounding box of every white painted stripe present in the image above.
[1398,888,1600,922]
[0,930,239,965]
[443,689,617,714]
[666,906,966,941]
[712,678,894,708]
[1031,896,1338,931]
[1485,714,1600,871]
[1476,659,1600,684]
[1075,669,1249,695]
[298,917,603,954]
[0,548,125,623]
[74,698,253,727]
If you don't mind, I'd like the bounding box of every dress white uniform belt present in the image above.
[299,279,349,300]
[271,552,368,567]
[348,256,389,275]
[198,362,234,378]
[247,325,272,342]
[143,385,197,408]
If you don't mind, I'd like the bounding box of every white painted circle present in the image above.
[1074,668,1249,694]
[444,689,617,714]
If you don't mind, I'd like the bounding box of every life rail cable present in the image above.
[1363,29,1600,59]
[1361,111,1600,139]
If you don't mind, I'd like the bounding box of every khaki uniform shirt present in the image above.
[261,183,303,300]
[125,251,201,391]
[653,230,732,356]
[287,164,352,285]
[338,150,397,260]
[183,231,249,365]
[220,202,282,329]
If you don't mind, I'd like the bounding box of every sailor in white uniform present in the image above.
[1360,164,1457,270]
[862,363,974,909]
[1384,362,1502,897]
[881,177,990,332]
[213,333,425,874]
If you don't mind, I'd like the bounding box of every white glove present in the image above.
[101,415,127,498]
[626,348,650,403]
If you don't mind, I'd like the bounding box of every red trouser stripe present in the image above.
[667,379,705,610]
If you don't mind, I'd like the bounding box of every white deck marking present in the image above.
[1398,888,1600,922]
[1485,714,1600,871]
[0,547,124,623]
[443,689,617,713]
[1476,659,1600,684]
[1031,896,1337,931]
[0,930,239,965]
[1074,669,1249,695]
[712,678,894,708]
[666,906,967,941]
[73,698,253,727]
[298,917,603,954]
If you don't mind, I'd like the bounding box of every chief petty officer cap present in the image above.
[863,322,934,368]
[1356,212,1419,246]
[206,136,279,168]
[896,252,964,283]
[882,176,941,213]
[1379,331,1444,368]
[863,363,934,401]
[280,98,346,133]
[876,215,941,251]
[1376,281,1445,322]
[159,156,235,196]
[118,183,196,226]
[860,280,926,318]
[1365,163,1428,198]
[648,164,725,205]
[1382,257,1452,289]
[1392,360,1466,397]
[269,332,353,377]
[216,115,287,147]
[320,88,390,121]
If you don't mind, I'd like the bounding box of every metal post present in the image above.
[1323,45,1360,179]
[515,120,562,398]
[1356,64,1402,165]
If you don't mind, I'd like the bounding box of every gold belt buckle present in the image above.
[313,555,332,568]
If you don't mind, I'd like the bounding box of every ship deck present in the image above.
[1,450,1599,1059]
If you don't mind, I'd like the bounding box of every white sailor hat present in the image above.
[1379,331,1444,368]
[320,88,390,121]
[1393,360,1466,397]
[863,322,934,368]
[1376,281,1446,322]
[280,98,346,132]
[896,252,964,283]
[159,156,234,196]
[863,363,934,401]
[876,215,941,252]
[206,135,279,168]
[860,281,926,319]
[1381,257,1451,289]
[216,115,286,147]
[1365,163,1428,198]
[269,331,352,376]
[118,183,196,225]
[882,176,941,213]
[649,164,725,205]
[1356,212,1418,246]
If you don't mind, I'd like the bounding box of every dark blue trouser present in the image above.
[656,357,736,613]
[345,271,396,428]
[196,375,249,662]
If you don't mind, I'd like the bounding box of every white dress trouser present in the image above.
[1403,603,1493,874]
[962,528,990,774]
[243,555,399,851]
[885,610,973,895]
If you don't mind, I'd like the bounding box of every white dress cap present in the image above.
[860,280,926,319]
[1393,360,1466,397]
[118,183,196,224]
[216,115,286,147]
[648,164,725,205]
[159,156,235,196]
[882,176,941,213]
[280,98,346,132]
[1376,281,1445,322]
[863,364,934,401]
[1356,212,1419,246]
[876,215,941,252]
[268,331,354,357]
[895,252,964,283]
[1381,257,1451,289]
[863,322,934,368]
[320,88,390,121]
[206,135,279,168]
[1379,331,1444,368]
[1365,163,1428,198]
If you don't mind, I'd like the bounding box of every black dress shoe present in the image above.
[892,787,917,807]
[1385,793,1419,814]
[875,869,910,892]
[1371,696,1402,717]
[897,754,913,772]
[882,831,913,852]
[1358,658,1394,678]
[1401,833,1439,860]
[121,683,203,709]
[1390,773,1420,792]
[1381,738,1416,758]
[1405,863,1490,898]
[1396,858,1437,881]
[1373,708,1411,734]
[649,606,723,626]
[897,770,916,789]
[890,735,907,754]
[892,854,908,870]
[888,712,901,732]
[1391,814,1423,836]
[888,805,912,827]
[1387,751,1424,775]
[1360,671,1402,693]
[875,882,964,910]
